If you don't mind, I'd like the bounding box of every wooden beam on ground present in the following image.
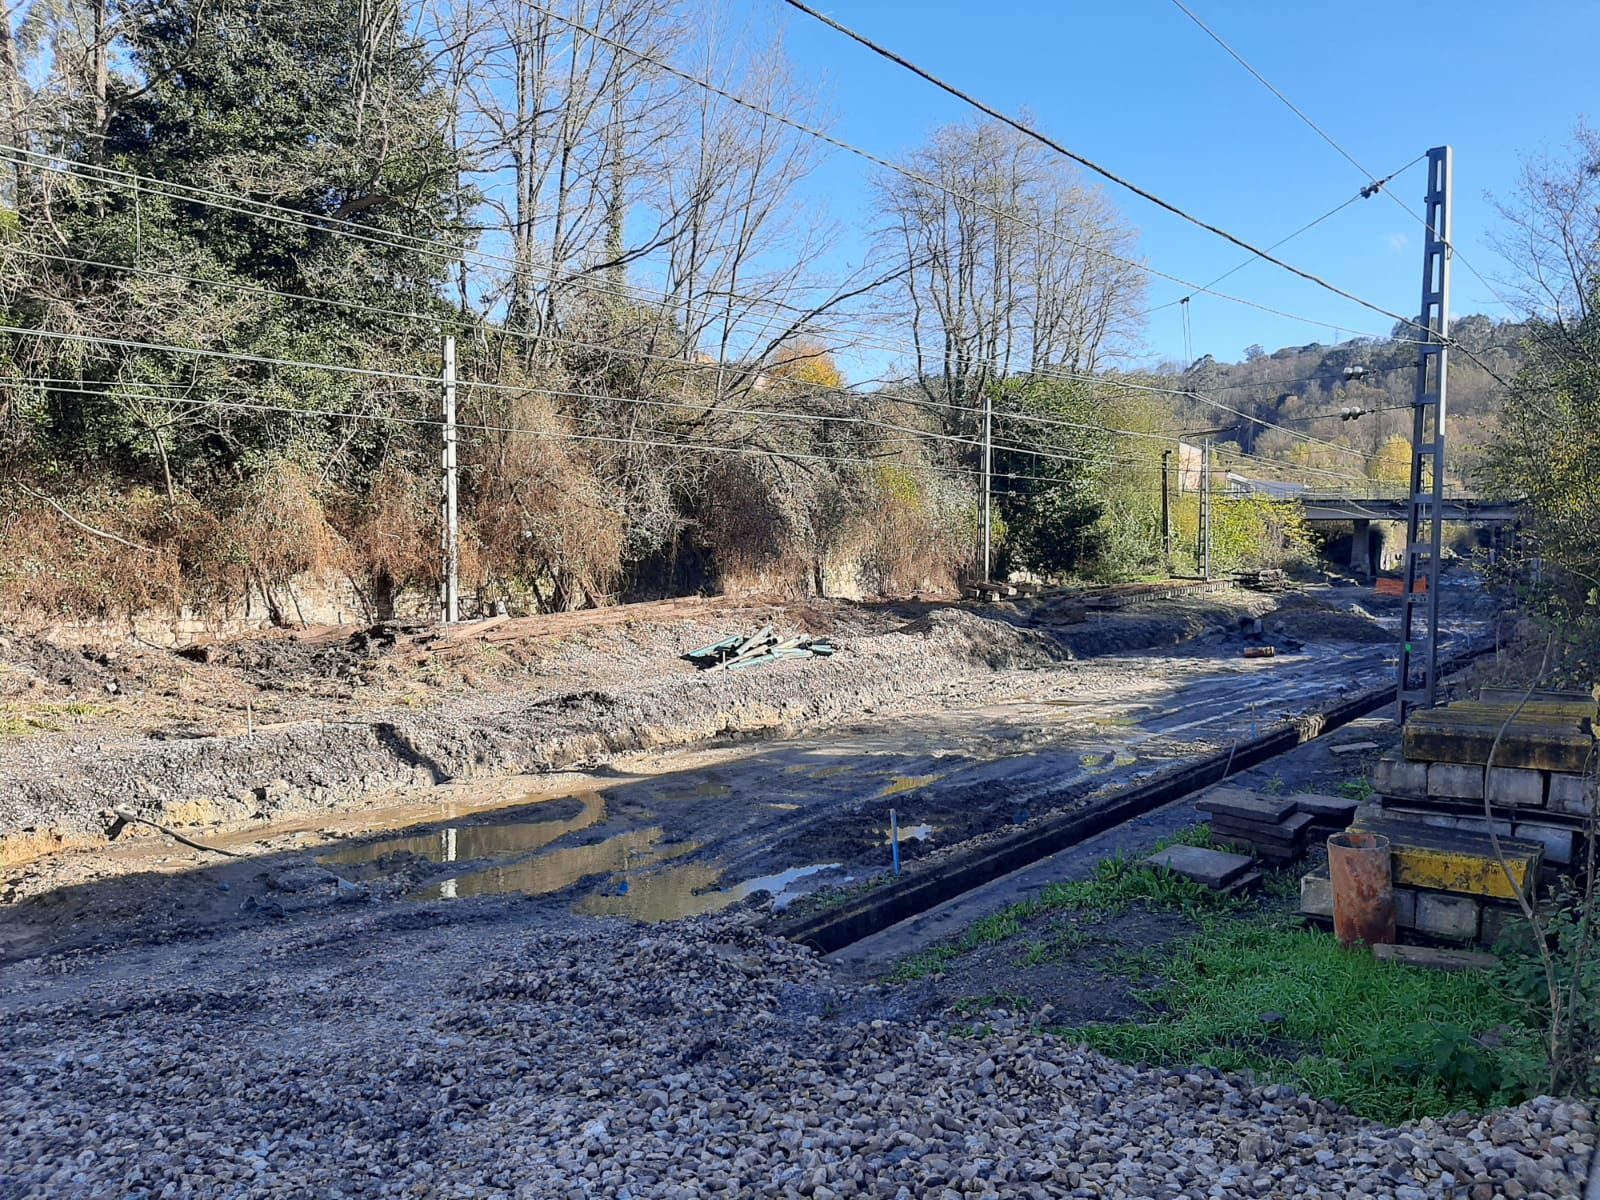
[1372,943,1499,972]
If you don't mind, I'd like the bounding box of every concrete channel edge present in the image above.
[778,644,1490,956]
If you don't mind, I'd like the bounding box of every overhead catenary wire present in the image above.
[777,0,1436,340]
[1165,0,1522,386]
[0,22,1441,485]
[0,310,1385,478]
[10,372,1380,488]
[0,328,1229,479]
[7,375,1186,487]
[504,5,1406,346]
[1,146,1431,449]
[1147,155,1427,313]
[5,239,1406,471]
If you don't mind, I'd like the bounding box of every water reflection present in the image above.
[881,822,936,845]
[575,861,839,920]
[413,825,692,901]
[322,791,607,867]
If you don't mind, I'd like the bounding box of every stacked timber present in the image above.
[963,580,1018,601]
[1369,690,1596,874]
[1197,788,1321,865]
[685,626,836,671]
[1298,689,1595,946]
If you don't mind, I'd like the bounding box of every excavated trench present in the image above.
[0,577,1501,963]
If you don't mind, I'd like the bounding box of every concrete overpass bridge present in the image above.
[1293,494,1523,524]
[1224,481,1524,578]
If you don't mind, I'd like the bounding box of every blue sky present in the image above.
[770,0,1599,370]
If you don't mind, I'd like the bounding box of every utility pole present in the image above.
[1160,448,1173,571]
[440,335,460,625]
[1397,147,1452,719]
[981,389,993,583]
[1199,438,1213,581]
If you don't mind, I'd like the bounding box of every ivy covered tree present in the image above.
[989,376,1114,578]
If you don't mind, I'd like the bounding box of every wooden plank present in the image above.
[1408,707,1589,731]
[1352,818,1541,902]
[1285,792,1360,824]
[1210,811,1315,849]
[1402,718,1595,773]
[1143,845,1255,888]
[436,614,511,642]
[1447,699,1597,723]
[1372,943,1499,972]
[1477,687,1597,710]
[1195,787,1298,824]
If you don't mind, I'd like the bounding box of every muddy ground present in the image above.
[866,711,1398,1024]
[1,583,1265,861]
[0,570,1500,968]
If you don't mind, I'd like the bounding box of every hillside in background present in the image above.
[1149,313,1527,489]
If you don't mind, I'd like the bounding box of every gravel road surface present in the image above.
[3,902,1592,1199]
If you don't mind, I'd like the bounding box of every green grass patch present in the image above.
[1338,775,1375,804]
[1064,913,1542,1122]
[0,701,111,736]
[889,829,1237,981]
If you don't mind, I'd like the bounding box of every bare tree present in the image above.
[1489,121,1600,336]
[873,118,1145,432]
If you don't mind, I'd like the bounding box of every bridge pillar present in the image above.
[1349,519,1373,580]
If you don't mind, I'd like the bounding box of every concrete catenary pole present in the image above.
[1200,438,1213,581]
[981,389,993,584]
[1160,448,1173,571]
[441,335,460,625]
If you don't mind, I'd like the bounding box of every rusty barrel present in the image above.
[1327,831,1396,950]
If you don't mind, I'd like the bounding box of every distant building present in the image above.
[1175,441,1205,492]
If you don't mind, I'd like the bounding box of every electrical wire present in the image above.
[6,240,1408,470]
[512,4,1403,345]
[3,149,1425,439]
[4,377,1173,488]
[777,0,1435,339]
[1147,156,1425,313]
[1166,0,1522,384]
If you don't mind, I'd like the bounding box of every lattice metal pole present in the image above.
[1396,147,1452,719]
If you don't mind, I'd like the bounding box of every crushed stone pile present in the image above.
[3,908,1591,1199]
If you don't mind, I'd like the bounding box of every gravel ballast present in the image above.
[3,902,1591,1199]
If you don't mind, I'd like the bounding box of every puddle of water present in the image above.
[1078,749,1138,774]
[575,861,839,921]
[881,823,936,845]
[880,773,937,797]
[323,792,606,867]
[414,825,693,901]
[767,802,801,811]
